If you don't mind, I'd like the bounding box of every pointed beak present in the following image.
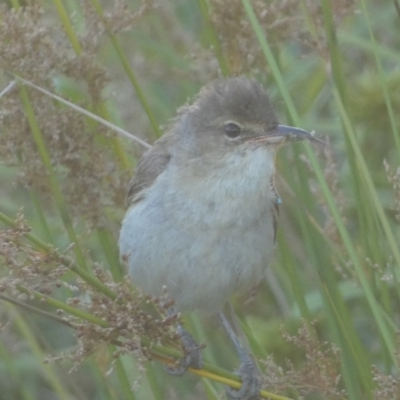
[249,125,324,145]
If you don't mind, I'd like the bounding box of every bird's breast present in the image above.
[163,147,277,229]
[119,146,278,312]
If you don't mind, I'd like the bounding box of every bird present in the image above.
[119,76,320,399]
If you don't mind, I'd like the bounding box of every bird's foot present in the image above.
[226,356,261,400]
[164,327,203,376]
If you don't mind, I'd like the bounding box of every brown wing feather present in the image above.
[126,132,175,205]
[269,177,280,244]
[272,200,279,244]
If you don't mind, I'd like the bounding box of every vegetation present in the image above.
[1,0,400,399]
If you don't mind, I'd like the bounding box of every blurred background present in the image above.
[1,0,400,399]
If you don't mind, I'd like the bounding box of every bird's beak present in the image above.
[249,125,324,145]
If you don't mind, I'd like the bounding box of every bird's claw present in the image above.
[226,357,261,400]
[164,328,203,376]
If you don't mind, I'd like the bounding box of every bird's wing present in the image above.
[269,177,280,244]
[126,133,174,205]
[272,200,279,244]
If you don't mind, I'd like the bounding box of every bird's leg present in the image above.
[164,309,203,376]
[218,311,261,400]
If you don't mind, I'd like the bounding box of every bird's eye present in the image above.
[224,122,242,140]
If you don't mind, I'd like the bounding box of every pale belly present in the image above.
[119,147,277,312]
[119,188,275,313]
